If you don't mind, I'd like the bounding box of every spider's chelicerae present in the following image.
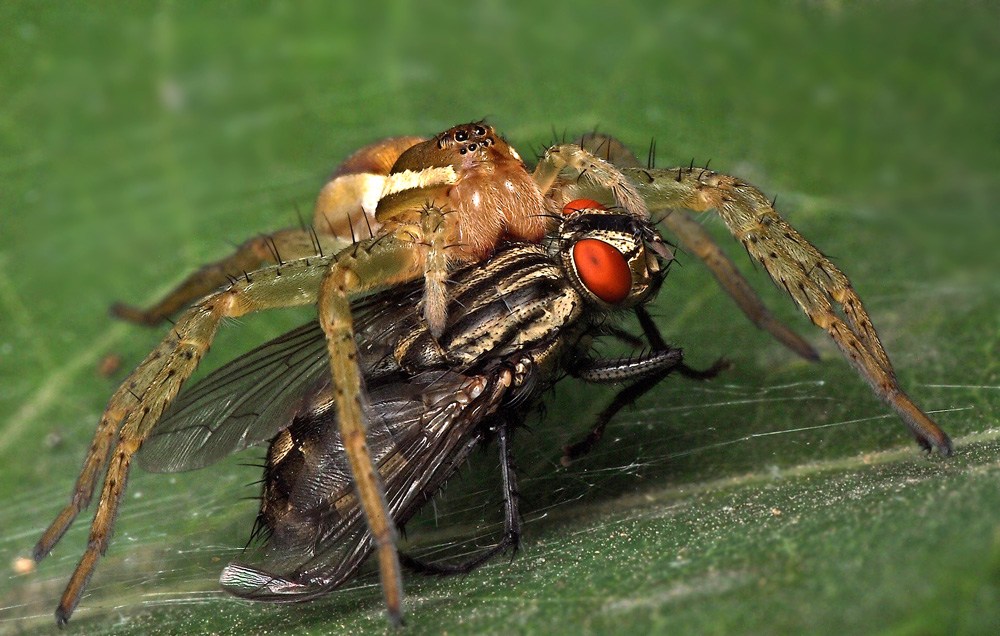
[34,122,952,626]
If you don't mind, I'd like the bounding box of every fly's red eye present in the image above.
[572,239,631,304]
[562,199,606,215]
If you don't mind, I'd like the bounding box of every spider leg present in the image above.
[400,418,521,576]
[570,134,818,362]
[657,209,820,361]
[113,136,424,327]
[111,228,350,326]
[317,228,433,626]
[626,166,952,455]
[532,143,648,217]
[37,253,346,625]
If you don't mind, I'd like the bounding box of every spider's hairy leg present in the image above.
[626,166,952,455]
[573,133,818,361]
[658,209,820,361]
[111,229,347,326]
[317,231,429,626]
[36,254,338,625]
[532,143,648,217]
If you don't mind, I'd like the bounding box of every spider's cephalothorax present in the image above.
[377,123,549,258]
[36,123,952,627]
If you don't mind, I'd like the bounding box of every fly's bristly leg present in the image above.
[400,417,522,575]
[626,165,952,455]
[562,306,732,465]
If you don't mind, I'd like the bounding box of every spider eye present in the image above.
[563,199,606,215]
[467,143,477,151]
[455,130,468,142]
[474,125,486,136]
[572,238,631,304]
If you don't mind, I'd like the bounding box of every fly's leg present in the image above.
[400,417,522,575]
[633,305,733,381]
[111,229,347,325]
[627,165,952,455]
[36,254,342,625]
[563,307,730,464]
[562,336,684,465]
[533,143,648,217]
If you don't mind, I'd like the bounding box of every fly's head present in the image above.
[554,200,672,311]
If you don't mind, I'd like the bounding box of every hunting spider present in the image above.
[35,122,951,626]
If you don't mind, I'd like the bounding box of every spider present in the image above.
[34,122,952,626]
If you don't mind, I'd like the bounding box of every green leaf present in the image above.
[1,2,998,635]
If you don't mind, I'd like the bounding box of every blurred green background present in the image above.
[1,2,998,635]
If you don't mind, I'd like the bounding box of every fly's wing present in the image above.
[218,365,513,601]
[137,322,331,472]
[137,281,425,473]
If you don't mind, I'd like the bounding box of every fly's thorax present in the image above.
[394,243,584,374]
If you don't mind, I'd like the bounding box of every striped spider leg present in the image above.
[566,135,951,456]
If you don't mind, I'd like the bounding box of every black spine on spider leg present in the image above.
[647,138,657,170]
[363,205,376,239]
[295,205,308,232]
[310,226,325,257]
[264,236,285,266]
[319,211,340,243]
[347,212,357,245]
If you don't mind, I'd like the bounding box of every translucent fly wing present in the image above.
[137,280,425,474]
[220,365,513,601]
[136,321,332,473]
